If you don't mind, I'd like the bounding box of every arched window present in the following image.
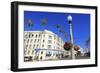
[35,34,38,38]
[32,34,34,37]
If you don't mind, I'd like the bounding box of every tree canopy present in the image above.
[63,42,73,51]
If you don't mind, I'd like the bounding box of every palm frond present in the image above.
[27,19,34,27]
[41,18,48,26]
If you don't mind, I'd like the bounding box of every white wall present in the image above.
[0,0,99,73]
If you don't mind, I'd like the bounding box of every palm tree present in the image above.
[55,24,61,42]
[56,25,67,38]
[86,37,90,49]
[26,19,34,39]
[74,45,80,51]
[77,51,81,56]
[27,19,34,27]
[55,24,64,58]
[59,29,64,34]
[39,18,48,59]
[85,37,90,57]
[58,29,67,41]
[64,33,67,38]
[40,18,48,29]
[62,31,67,38]
[58,29,63,36]
[55,24,60,29]
[74,45,80,56]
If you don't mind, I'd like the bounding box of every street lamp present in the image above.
[67,15,75,59]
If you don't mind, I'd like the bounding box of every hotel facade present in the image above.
[24,30,71,61]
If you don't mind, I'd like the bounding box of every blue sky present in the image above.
[24,11,90,49]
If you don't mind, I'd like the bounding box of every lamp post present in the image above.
[67,15,75,59]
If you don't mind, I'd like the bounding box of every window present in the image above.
[24,34,28,38]
[32,50,34,54]
[33,45,34,48]
[48,40,52,43]
[58,43,59,46]
[39,34,41,37]
[33,45,35,48]
[27,39,29,43]
[29,45,31,48]
[57,37,59,42]
[24,45,26,49]
[32,34,34,37]
[54,46,55,49]
[24,39,26,43]
[54,41,55,44]
[48,45,51,49]
[48,35,52,39]
[53,52,55,56]
[40,56,42,60]
[29,33,31,38]
[54,35,56,40]
[41,51,43,54]
[30,39,33,43]
[28,50,30,54]
[34,39,36,43]
[43,35,45,37]
[35,34,38,38]
[25,45,28,49]
[46,51,51,57]
[24,50,27,55]
[42,44,44,48]
[37,45,39,48]
[58,47,59,49]
[38,39,40,42]
[43,40,45,43]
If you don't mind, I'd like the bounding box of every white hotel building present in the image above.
[24,30,71,61]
